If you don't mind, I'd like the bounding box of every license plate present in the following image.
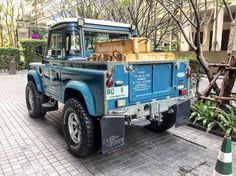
[106,86,128,100]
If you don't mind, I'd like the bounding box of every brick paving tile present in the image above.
[0,74,235,176]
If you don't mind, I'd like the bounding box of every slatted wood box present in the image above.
[95,37,151,54]
[124,52,176,61]
[88,52,175,62]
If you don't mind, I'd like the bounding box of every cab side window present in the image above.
[65,31,81,56]
[47,32,62,59]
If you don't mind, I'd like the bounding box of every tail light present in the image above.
[106,71,112,78]
[180,89,187,95]
[186,66,191,78]
[106,71,113,87]
[106,79,113,87]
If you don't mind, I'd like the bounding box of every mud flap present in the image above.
[100,116,125,153]
[175,99,190,127]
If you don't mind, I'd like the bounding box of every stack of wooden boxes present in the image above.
[88,37,175,61]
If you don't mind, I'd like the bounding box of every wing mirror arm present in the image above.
[62,48,65,59]
[42,55,50,64]
[42,59,49,64]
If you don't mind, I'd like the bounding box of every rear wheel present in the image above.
[25,81,45,118]
[146,111,176,132]
[62,98,97,158]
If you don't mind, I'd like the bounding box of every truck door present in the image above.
[42,31,62,98]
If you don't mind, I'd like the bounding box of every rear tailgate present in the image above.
[129,63,176,103]
[105,60,188,111]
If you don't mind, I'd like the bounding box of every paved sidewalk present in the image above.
[0,74,235,176]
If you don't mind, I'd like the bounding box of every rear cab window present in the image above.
[65,31,81,56]
[84,31,129,56]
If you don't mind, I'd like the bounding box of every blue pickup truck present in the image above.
[25,18,190,157]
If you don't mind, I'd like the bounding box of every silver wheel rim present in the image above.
[68,112,81,144]
[155,115,163,126]
[28,89,34,110]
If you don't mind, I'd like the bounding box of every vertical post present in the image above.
[232,13,236,51]
[202,17,210,51]
[211,5,224,51]
[180,24,191,51]
[169,32,172,51]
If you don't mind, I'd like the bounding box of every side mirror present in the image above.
[42,59,49,64]
[35,46,43,56]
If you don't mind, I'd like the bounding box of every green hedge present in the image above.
[20,39,46,68]
[0,47,22,70]
[189,58,205,74]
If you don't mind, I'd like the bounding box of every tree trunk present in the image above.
[222,58,236,105]
[217,20,236,106]
[196,51,220,96]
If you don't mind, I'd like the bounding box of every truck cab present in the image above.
[25,18,190,157]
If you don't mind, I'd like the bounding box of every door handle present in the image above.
[51,71,59,81]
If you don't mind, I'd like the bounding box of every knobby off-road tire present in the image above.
[25,81,46,118]
[63,98,97,158]
[146,111,176,132]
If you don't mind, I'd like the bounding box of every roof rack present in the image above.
[48,18,131,28]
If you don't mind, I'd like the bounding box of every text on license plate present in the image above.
[106,86,128,100]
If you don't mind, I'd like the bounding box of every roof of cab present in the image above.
[48,18,131,29]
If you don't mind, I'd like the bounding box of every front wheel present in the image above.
[146,111,176,132]
[62,98,98,158]
[25,81,45,118]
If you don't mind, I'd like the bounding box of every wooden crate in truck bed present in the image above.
[95,37,151,54]
[124,52,175,61]
[88,52,175,61]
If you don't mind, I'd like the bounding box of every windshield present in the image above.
[85,31,128,50]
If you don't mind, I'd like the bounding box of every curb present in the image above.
[0,70,28,75]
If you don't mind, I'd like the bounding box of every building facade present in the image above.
[180,0,236,52]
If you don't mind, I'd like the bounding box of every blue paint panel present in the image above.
[85,50,94,57]
[153,64,173,93]
[61,67,105,116]
[107,65,129,110]
[129,65,152,102]
[129,64,176,103]
[107,62,189,111]
[42,65,62,98]
[28,69,43,93]
[64,81,96,116]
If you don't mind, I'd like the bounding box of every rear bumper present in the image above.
[107,97,189,119]
[100,97,190,153]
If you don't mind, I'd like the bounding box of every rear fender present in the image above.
[64,81,96,116]
[27,70,43,93]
